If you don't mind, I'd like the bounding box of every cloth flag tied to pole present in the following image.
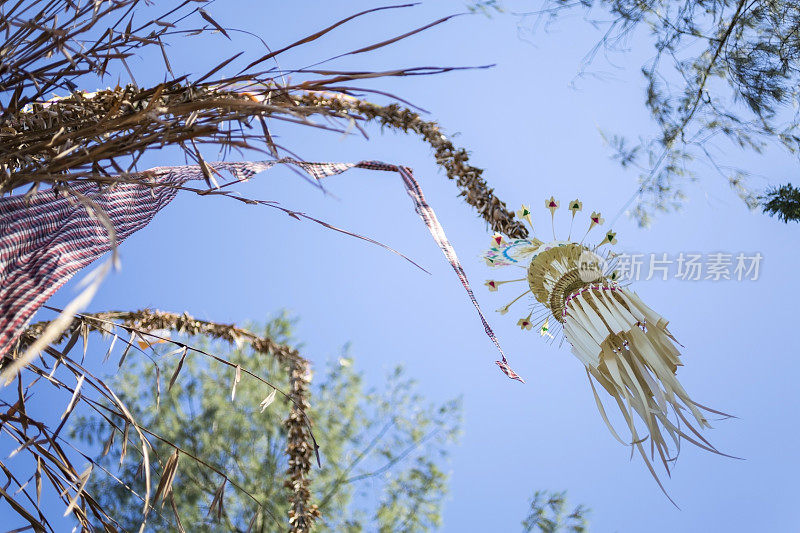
[0,160,523,381]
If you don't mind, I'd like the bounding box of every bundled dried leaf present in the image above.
[284,357,320,532]
[294,93,528,238]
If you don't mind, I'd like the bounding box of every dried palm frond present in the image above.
[1,1,523,237]
[3,83,524,238]
[293,93,528,239]
[2,308,319,531]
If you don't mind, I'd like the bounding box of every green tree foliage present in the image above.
[71,316,461,532]
[512,0,800,225]
[761,182,800,222]
[522,491,590,533]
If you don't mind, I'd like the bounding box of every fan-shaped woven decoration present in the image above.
[484,198,731,494]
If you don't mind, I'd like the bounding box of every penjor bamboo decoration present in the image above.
[484,198,732,497]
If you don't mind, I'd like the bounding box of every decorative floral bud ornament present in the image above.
[483,198,731,496]
[517,204,533,229]
[517,314,534,330]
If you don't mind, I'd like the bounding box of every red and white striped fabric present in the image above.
[0,160,523,381]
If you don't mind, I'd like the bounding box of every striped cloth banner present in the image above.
[0,160,523,382]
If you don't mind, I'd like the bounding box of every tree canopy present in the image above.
[70,315,462,532]
[522,490,589,533]
[511,0,800,225]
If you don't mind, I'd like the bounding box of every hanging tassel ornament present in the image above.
[484,198,732,497]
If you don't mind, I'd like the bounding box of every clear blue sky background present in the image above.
[5,1,800,531]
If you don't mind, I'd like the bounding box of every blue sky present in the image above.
[5,1,800,531]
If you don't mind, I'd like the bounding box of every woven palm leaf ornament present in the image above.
[484,198,733,494]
